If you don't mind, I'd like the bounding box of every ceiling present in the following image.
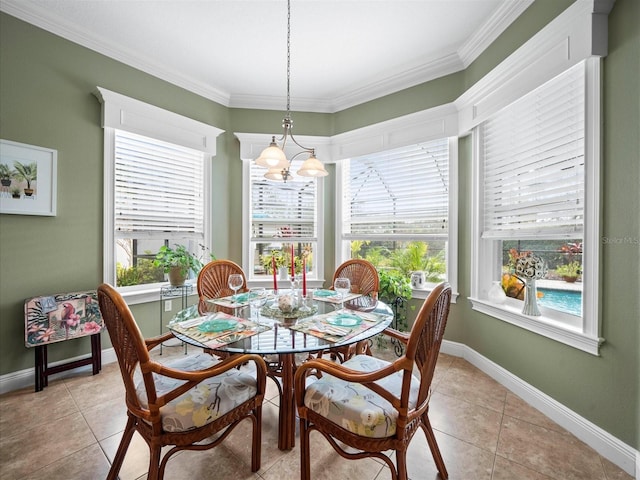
[1,0,533,113]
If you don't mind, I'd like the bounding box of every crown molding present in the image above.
[458,0,534,67]
[1,0,529,113]
[0,0,231,106]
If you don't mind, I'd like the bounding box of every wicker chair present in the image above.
[294,282,452,480]
[331,259,379,298]
[97,283,266,480]
[328,259,380,360]
[197,259,248,314]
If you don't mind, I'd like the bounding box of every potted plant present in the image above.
[556,261,581,282]
[154,244,203,286]
[13,161,37,196]
[10,186,21,198]
[0,163,14,187]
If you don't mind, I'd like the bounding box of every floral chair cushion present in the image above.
[136,353,258,432]
[304,354,420,438]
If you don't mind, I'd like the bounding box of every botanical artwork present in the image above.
[0,139,57,216]
[25,291,103,347]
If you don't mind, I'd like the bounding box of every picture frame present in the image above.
[0,139,57,216]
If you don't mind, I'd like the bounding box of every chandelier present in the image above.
[255,0,328,182]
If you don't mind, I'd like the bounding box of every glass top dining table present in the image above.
[168,293,393,450]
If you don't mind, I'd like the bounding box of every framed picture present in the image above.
[0,139,57,216]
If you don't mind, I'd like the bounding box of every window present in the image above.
[113,130,206,289]
[470,59,601,354]
[96,87,223,303]
[338,137,457,296]
[247,158,323,283]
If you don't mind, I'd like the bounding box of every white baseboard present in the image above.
[0,348,117,395]
[440,340,638,478]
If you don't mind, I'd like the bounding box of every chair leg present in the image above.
[396,448,409,480]
[299,418,311,480]
[422,414,448,479]
[251,407,262,472]
[107,416,136,480]
[147,442,162,480]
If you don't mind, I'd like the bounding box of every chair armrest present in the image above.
[381,327,409,345]
[144,332,175,351]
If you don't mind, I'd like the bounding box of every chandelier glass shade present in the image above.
[255,0,328,182]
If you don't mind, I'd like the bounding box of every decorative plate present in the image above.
[314,289,337,297]
[326,313,362,327]
[198,319,238,333]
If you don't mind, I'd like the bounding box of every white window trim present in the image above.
[464,0,611,355]
[333,107,460,301]
[235,132,330,288]
[95,87,224,304]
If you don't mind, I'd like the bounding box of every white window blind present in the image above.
[343,139,449,238]
[114,130,205,240]
[250,165,317,241]
[482,62,585,240]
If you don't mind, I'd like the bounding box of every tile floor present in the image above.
[0,345,632,480]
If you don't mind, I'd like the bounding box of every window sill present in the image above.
[469,297,603,355]
[119,283,198,305]
[412,287,459,303]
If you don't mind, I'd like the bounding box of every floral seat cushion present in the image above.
[136,353,258,432]
[304,354,420,438]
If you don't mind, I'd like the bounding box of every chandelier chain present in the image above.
[286,0,291,116]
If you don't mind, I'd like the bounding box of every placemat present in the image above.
[208,293,251,309]
[312,290,362,304]
[169,312,269,349]
[289,310,384,343]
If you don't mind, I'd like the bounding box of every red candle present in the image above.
[291,244,295,278]
[272,256,278,292]
[302,257,307,296]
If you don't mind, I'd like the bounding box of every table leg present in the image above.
[278,352,296,450]
[34,345,46,392]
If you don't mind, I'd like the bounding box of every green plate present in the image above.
[314,289,337,297]
[198,319,238,333]
[231,293,249,303]
[327,313,362,327]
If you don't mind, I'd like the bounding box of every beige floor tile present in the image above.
[410,430,495,480]
[600,455,635,480]
[82,397,129,441]
[436,358,507,413]
[0,412,96,479]
[504,392,569,434]
[491,455,554,479]
[428,391,503,453]
[22,443,112,480]
[0,381,76,440]
[63,362,125,411]
[100,430,171,480]
[497,416,607,480]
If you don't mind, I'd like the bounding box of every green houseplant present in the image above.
[154,244,204,286]
[556,261,581,282]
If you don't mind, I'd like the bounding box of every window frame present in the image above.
[236,132,331,288]
[95,87,223,304]
[336,136,459,300]
[468,58,603,355]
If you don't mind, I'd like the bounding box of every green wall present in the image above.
[0,0,637,452]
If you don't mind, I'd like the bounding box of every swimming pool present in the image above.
[538,288,582,316]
